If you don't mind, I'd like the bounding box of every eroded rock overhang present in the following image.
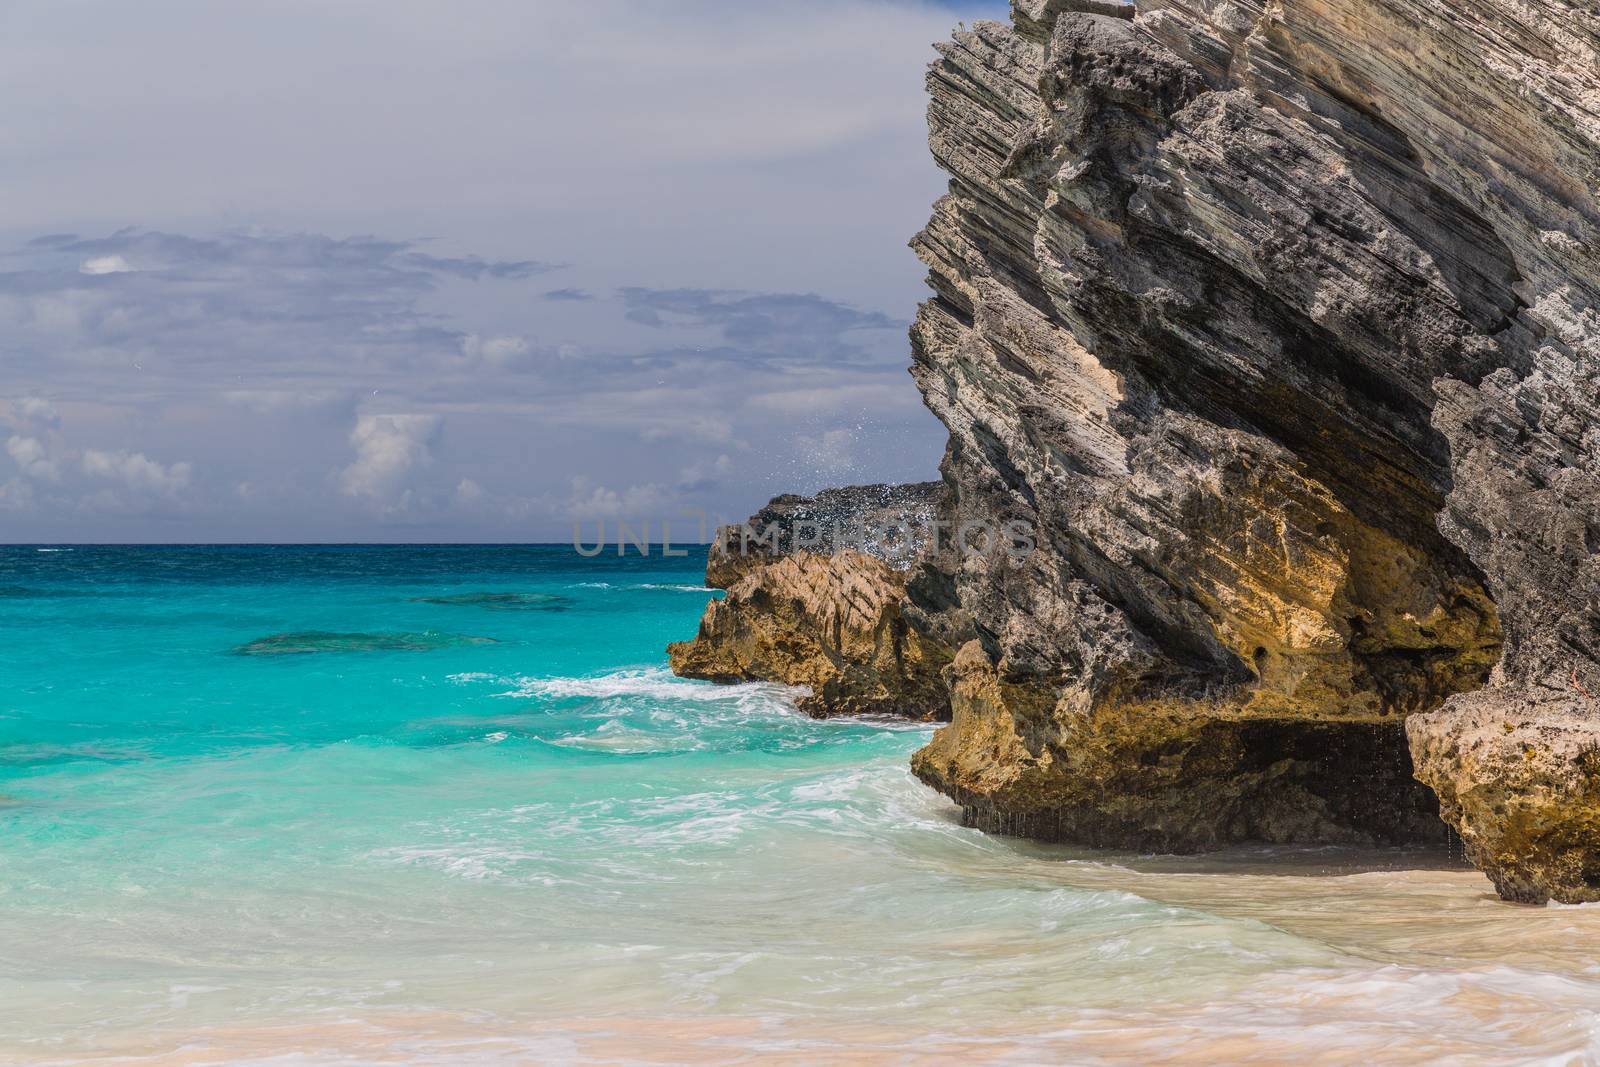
[903,0,1598,898]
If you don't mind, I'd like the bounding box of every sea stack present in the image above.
[669,483,953,719]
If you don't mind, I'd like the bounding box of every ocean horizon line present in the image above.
[0,540,717,548]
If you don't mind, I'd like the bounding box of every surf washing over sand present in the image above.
[2,546,1599,1065]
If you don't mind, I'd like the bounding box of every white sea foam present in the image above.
[496,665,807,708]
[544,729,684,754]
[568,580,712,593]
[369,844,564,884]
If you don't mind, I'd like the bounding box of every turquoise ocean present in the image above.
[3,545,1599,1065]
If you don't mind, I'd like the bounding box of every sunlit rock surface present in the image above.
[670,549,952,719]
[903,0,1597,896]
[670,484,953,719]
[1409,693,1600,904]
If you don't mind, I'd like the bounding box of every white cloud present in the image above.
[0,2,958,244]
[339,413,441,500]
[747,383,924,415]
[6,435,61,482]
[81,448,193,495]
[641,414,734,446]
[677,453,732,488]
[0,477,37,511]
[442,477,545,522]
[0,0,962,540]
[221,388,352,415]
[460,333,533,368]
[11,397,61,428]
[455,478,487,505]
[79,254,134,275]
[563,475,673,521]
[2,402,198,511]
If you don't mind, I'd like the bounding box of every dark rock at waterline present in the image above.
[411,592,571,611]
[233,631,499,656]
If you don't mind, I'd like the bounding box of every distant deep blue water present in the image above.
[2,546,1598,1064]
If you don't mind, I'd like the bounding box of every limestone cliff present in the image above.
[905,0,1598,901]
[672,0,1600,903]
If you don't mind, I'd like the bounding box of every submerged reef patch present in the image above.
[412,592,571,610]
[234,631,499,656]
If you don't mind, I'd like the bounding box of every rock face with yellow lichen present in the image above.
[674,0,1600,901]
[903,0,1597,897]
[1409,692,1600,903]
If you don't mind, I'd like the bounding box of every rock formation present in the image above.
[1409,691,1600,902]
[903,0,1597,901]
[702,482,942,588]
[675,0,1600,902]
[669,484,953,719]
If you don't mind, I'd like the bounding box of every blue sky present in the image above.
[0,0,1005,542]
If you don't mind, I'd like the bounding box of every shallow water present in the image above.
[2,546,1597,1065]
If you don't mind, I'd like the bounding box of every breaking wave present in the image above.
[493,665,798,705]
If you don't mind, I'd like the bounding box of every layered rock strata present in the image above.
[673,0,1600,901]
[670,484,953,719]
[703,482,942,587]
[903,0,1597,898]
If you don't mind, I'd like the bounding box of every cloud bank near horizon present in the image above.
[0,0,1003,540]
[0,227,943,540]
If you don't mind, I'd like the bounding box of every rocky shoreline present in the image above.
[671,0,1600,904]
[668,484,952,720]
